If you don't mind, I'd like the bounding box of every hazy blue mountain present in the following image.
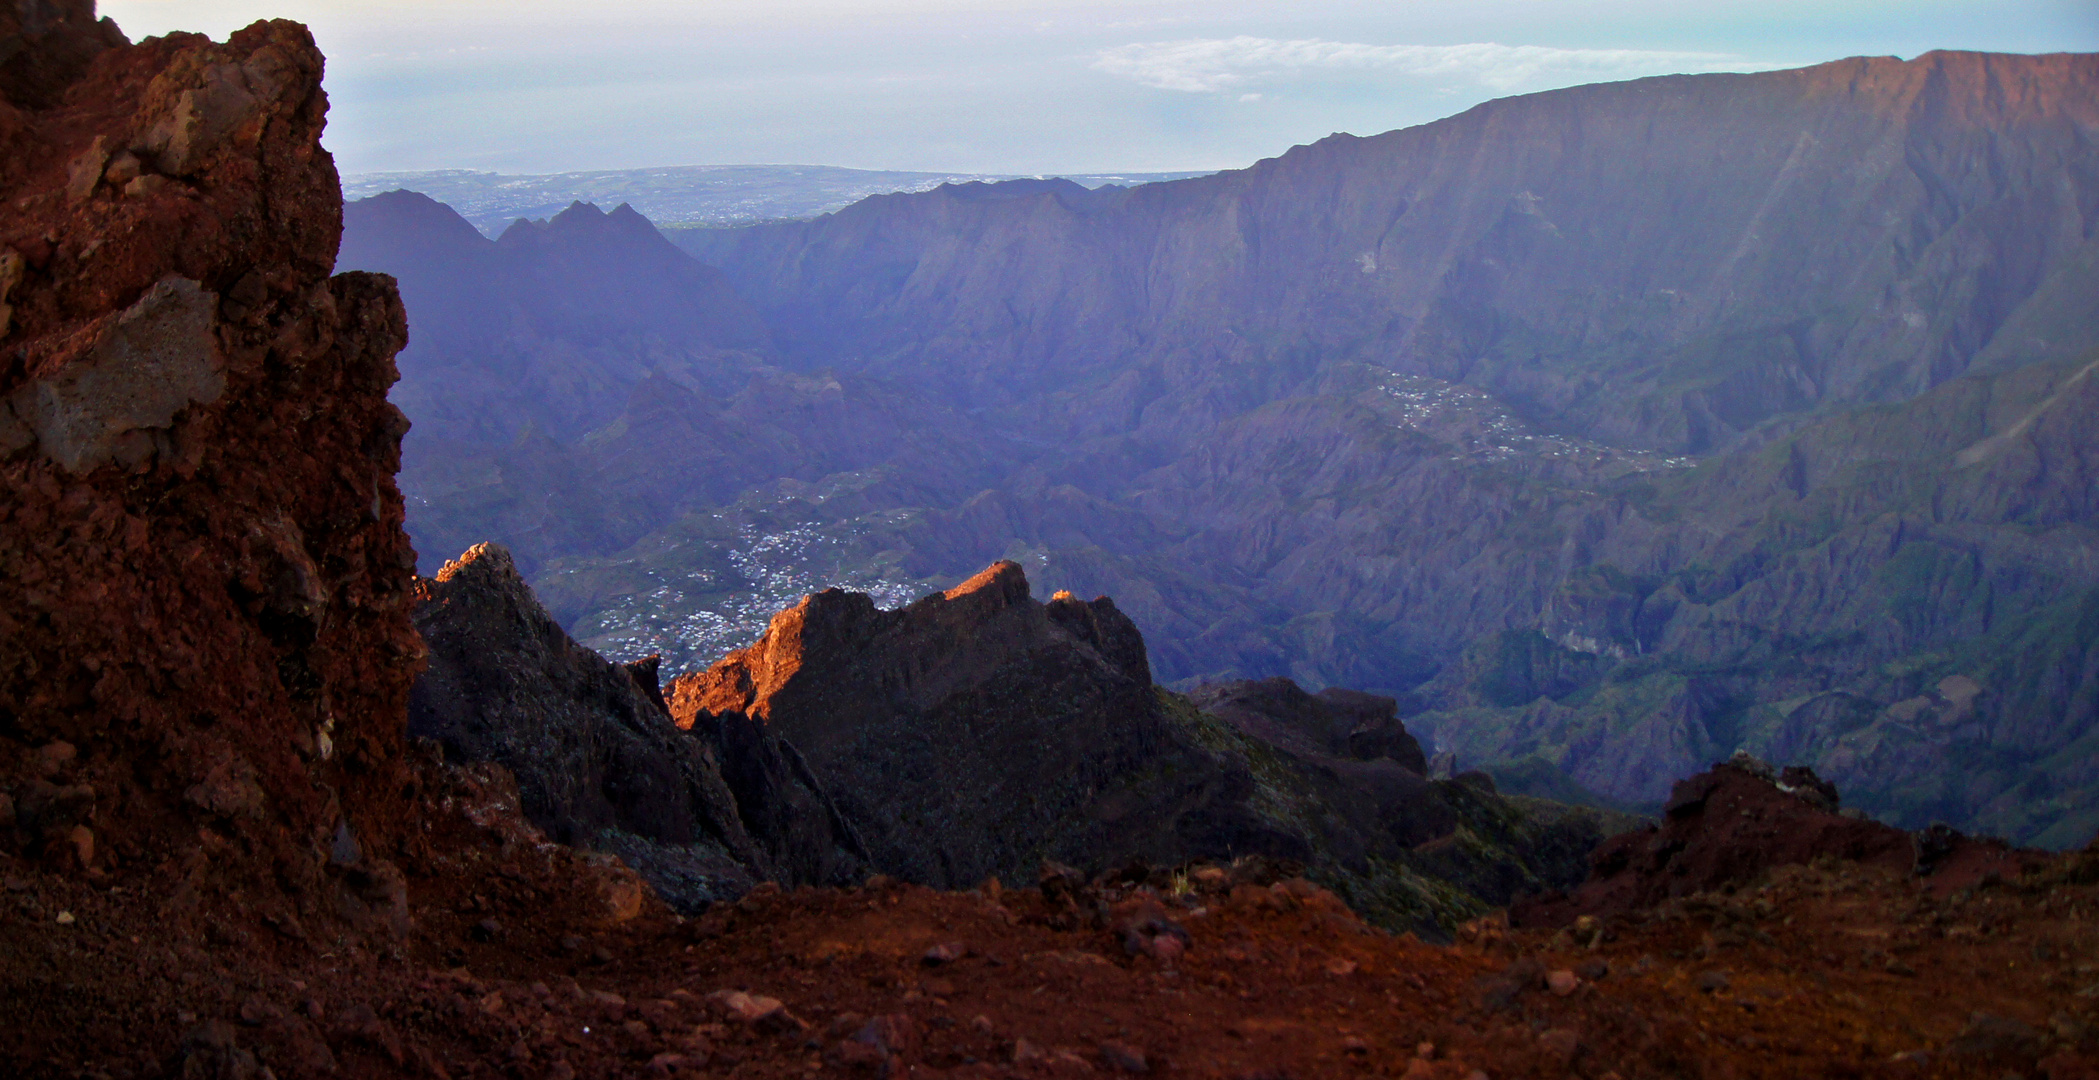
[341,164,1215,236]
[354,51,2099,846]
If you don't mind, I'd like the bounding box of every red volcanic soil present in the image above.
[3,764,2097,1079]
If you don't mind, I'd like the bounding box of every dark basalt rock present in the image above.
[1191,677,1427,775]
[668,561,1238,889]
[408,542,864,908]
[673,561,1617,936]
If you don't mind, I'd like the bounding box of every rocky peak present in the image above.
[337,188,492,261]
[0,9,419,918]
[667,561,1182,886]
[679,559,1134,725]
[408,541,866,907]
[1512,754,2043,927]
[338,187,771,452]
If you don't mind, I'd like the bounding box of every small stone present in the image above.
[923,941,966,965]
[1401,1060,1437,1080]
[1098,1040,1149,1073]
[1013,1037,1047,1065]
[470,917,501,942]
[646,1051,686,1077]
[35,741,76,775]
[103,152,141,187]
[1537,1028,1579,1064]
[124,175,169,198]
[709,989,803,1032]
[558,934,586,954]
[1415,1041,1436,1059]
[55,910,75,925]
[1547,970,1580,996]
[1342,1036,1369,1054]
[1696,969,1730,993]
[833,1038,887,1070]
[1051,1048,1097,1072]
[64,141,106,203]
[237,996,277,1026]
[971,1014,995,1033]
[1324,957,1357,976]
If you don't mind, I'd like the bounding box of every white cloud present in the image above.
[1092,37,1788,94]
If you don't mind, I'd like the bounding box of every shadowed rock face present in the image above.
[409,543,865,908]
[1510,756,2045,927]
[668,561,1196,889]
[668,562,1616,937]
[0,15,426,905]
[1193,678,1428,775]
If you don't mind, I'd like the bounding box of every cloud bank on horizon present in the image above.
[99,0,2099,177]
[1092,38,1789,95]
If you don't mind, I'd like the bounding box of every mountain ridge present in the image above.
[354,50,2099,844]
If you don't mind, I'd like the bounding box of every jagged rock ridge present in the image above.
[408,542,866,910]
[670,561,1617,936]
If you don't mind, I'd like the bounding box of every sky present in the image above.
[99,0,2099,177]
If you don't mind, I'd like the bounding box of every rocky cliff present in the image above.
[0,5,428,918]
[685,53,2099,447]
[669,561,1615,937]
[408,542,865,910]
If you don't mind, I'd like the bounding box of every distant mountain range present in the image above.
[340,164,1216,235]
[340,50,2099,848]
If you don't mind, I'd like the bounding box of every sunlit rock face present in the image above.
[406,542,868,910]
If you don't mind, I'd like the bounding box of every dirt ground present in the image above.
[4,763,2096,1080]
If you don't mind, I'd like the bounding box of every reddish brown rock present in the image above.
[0,9,420,913]
[1512,756,2052,927]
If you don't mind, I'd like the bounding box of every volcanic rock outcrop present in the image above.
[671,561,1616,935]
[0,6,426,917]
[409,542,865,909]
[1511,754,2044,927]
[669,562,1225,887]
[1193,677,1428,774]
